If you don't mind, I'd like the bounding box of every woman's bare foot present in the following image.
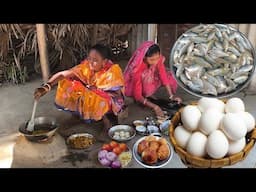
[97,116,112,143]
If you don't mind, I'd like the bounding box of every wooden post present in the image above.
[36,24,50,83]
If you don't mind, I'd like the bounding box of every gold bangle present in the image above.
[43,83,51,91]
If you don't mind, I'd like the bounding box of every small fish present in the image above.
[225,78,237,93]
[191,24,209,33]
[236,35,251,50]
[207,31,216,41]
[173,50,179,64]
[196,43,208,56]
[214,27,223,42]
[238,55,247,66]
[184,64,204,80]
[216,76,228,92]
[178,42,191,57]
[190,36,208,43]
[246,56,253,65]
[230,63,240,73]
[187,81,202,92]
[237,64,253,73]
[224,53,237,63]
[191,77,204,88]
[234,75,248,84]
[228,32,240,41]
[222,31,229,40]
[214,57,232,65]
[202,79,218,96]
[209,47,229,58]
[229,40,241,51]
[178,54,186,63]
[227,46,241,56]
[186,42,194,56]
[204,54,218,66]
[214,41,223,50]
[207,39,215,51]
[183,32,198,37]
[223,39,229,52]
[202,73,219,87]
[175,64,185,77]
[236,40,246,52]
[189,56,212,68]
[208,68,230,76]
[192,48,204,57]
[180,73,190,85]
[230,71,249,79]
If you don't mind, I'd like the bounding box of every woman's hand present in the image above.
[172,96,182,104]
[153,105,165,118]
[34,86,49,100]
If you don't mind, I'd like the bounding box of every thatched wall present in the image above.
[0,24,135,84]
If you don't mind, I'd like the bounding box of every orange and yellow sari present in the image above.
[55,60,125,121]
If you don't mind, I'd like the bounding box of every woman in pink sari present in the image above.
[124,41,182,117]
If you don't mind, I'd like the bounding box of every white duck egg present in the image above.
[237,112,255,133]
[113,135,120,140]
[198,97,225,113]
[198,108,224,135]
[125,132,130,137]
[174,125,192,149]
[181,105,201,131]
[222,113,247,141]
[225,97,245,113]
[186,132,207,157]
[206,130,229,159]
[228,137,246,155]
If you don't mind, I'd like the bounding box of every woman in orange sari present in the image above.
[34,44,125,132]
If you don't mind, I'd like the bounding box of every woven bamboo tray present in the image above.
[169,102,256,168]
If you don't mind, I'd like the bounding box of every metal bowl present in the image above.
[19,116,58,142]
[133,120,145,127]
[170,24,256,98]
[66,133,95,150]
[132,134,173,168]
[108,125,136,142]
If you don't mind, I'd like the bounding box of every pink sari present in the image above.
[124,41,177,102]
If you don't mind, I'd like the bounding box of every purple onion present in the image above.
[99,158,111,167]
[98,150,108,160]
[106,152,117,162]
[111,160,121,168]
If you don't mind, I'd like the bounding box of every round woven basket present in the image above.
[169,101,256,168]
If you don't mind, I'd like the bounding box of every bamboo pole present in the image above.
[36,24,50,83]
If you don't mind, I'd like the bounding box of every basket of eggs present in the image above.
[169,97,256,168]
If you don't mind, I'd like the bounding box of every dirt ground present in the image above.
[1,60,256,168]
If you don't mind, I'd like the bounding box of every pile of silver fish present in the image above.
[171,24,255,96]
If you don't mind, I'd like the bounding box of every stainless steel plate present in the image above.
[108,125,136,142]
[133,135,173,168]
